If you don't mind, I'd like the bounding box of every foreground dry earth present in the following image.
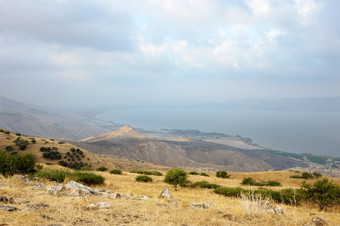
[0,171,339,226]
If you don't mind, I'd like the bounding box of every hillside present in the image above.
[0,128,167,172]
[0,170,339,225]
[74,126,309,172]
[0,96,122,140]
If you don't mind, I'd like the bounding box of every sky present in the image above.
[1,0,340,108]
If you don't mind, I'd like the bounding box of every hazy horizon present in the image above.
[1,1,339,157]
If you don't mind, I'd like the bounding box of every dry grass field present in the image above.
[1,170,339,226]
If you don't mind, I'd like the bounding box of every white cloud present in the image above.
[265,29,281,43]
[246,0,270,15]
[294,0,318,25]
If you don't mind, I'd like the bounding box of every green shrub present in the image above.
[15,133,21,136]
[214,187,245,197]
[301,178,340,210]
[13,137,29,150]
[241,177,257,186]
[290,175,303,179]
[200,172,210,177]
[136,175,152,183]
[36,170,104,185]
[216,170,231,178]
[191,181,221,189]
[80,166,92,171]
[0,151,36,176]
[4,130,10,134]
[164,168,188,188]
[241,177,281,187]
[5,146,14,151]
[301,172,314,179]
[110,169,123,175]
[96,166,108,171]
[58,141,65,144]
[130,170,162,176]
[312,171,322,179]
[42,151,62,160]
[30,139,36,144]
[189,171,199,175]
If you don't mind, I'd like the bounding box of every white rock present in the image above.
[87,202,111,209]
[160,189,172,198]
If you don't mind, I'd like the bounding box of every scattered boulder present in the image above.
[111,192,121,199]
[86,202,111,209]
[24,203,49,211]
[305,217,328,226]
[159,189,172,198]
[266,206,284,215]
[0,206,17,212]
[46,184,65,196]
[64,180,98,196]
[190,200,214,209]
[12,175,29,182]
[134,195,150,201]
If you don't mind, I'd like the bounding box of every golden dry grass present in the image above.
[1,170,339,226]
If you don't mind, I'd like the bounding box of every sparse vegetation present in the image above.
[110,169,123,175]
[136,175,152,183]
[189,171,199,175]
[13,137,29,150]
[0,151,36,176]
[96,166,108,171]
[290,171,319,179]
[216,170,230,178]
[36,169,104,185]
[191,181,221,189]
[241,177,281,186]
[130,170,162,176]
[164,168,189,189]
[200,172,209,177]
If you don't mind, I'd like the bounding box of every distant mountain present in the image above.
[216,97,340,111]
[0,95,122,140]
[71,126,308,172]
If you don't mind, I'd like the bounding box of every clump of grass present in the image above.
[110,169,122,175]
[136,175,152,183]
[36,169,104,185]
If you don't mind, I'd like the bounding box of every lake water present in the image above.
[96,107,340,157]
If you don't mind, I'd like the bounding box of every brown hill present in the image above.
[0,128,167,171]
[81,125,148,142]
[74,126,308,172]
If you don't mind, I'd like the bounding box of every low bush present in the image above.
[241,177,281,186]
[96,166,108,171]
[191,181,221,189]
[5,145,14,151]
[216,170,230,178]
[43,151,62,160]
[130,170,162,176]
[290,171,318,179]
[214,187,245,197]
[80,166,92,171]
[36,169,104,185]
[200,172,210,177]
[189,171,199,175]
[136,175,152,183]
[110,169,122,175]
[0,151,36,176]
[13,137,29,150]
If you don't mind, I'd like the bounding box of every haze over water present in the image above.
[97,108,340,157]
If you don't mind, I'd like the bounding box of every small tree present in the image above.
[164,168,188,190]
[216,170,230,178]
[301,178,340,211]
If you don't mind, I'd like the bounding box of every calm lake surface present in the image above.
[96,108,340,157]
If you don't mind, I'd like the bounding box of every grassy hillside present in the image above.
[0,170,339,225]
[0,128,167,172]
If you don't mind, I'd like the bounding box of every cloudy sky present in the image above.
[1,0,340,108]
